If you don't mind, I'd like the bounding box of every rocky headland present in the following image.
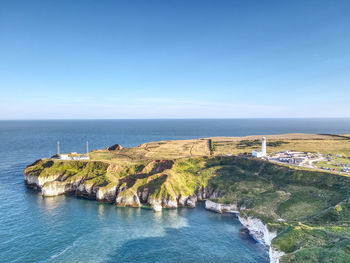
[24,135,350,262]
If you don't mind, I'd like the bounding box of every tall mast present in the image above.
[86,141,89,154]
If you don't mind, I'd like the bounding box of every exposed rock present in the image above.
[116,193,141,207]
[41,181,67,196]
[196,187,209,200]
[269,247,285,263]
[77,183,94,195]
[139,188,149,203]
[186,195,197,208]
[238,216,277,247]
[196,187,223,201]
[147,196,177,208]
[238,216,283,263]
[205,200,238,213]
[162,197,178,208]
[106,144,124,151]
[204,200,283,262]
[25,173,61,188]
[96,185,117,202]
[178,196,188,206]
[152,202,162,212]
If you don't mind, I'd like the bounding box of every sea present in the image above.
[1,118,350,263]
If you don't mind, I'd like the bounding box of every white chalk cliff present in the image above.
[205,200,284,263]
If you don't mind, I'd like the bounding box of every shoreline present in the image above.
[25,180,282,263]
[204,200,284,263]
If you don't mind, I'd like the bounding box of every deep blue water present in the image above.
[1,119,350,263]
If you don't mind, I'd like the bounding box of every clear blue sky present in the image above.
[1,0,349,119]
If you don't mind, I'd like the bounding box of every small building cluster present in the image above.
[59,154,90,160]
[54,141,90,161]
[268,151,308,165]
[251,137,349,174]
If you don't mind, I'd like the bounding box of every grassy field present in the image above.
[90,138,211,164]
[212,134,350,157]
[88,134,350,165]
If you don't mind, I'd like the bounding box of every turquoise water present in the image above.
[1,119,350,262]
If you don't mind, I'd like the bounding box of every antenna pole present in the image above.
[86,141,89,154]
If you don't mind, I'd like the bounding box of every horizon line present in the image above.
[1,117,350,121]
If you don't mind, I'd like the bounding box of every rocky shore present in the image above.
[24,167,219,211]
[205,200,284,263]
[24,168,283,262]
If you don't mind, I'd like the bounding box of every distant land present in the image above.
[25,133,350,263]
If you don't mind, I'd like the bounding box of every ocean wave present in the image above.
[49,241,76,260]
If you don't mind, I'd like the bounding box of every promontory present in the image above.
[24,133,350,263]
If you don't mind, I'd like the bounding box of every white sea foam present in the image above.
[50,243,74,259]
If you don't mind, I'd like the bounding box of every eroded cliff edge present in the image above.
[25,154,350,263]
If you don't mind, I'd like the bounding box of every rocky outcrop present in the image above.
[41,181,67,196]
[162,197,178,208]
[178,196,188,206]
[196,187,212,200]
[25,173,61,188]
[152,202,162,212]
[25,167,221,210]
[205,200,238,213]
[186,195,197,208]
[116,192,141,207]
[204,200,283,263]
[238,216,283,263]
[106,144,124,151]
[238,216,276,246]
[147,196,177,208]
[77,182,95,195]
[138,187,149,203]
[96,185,117,202]
[24,158,218,210]
[269,247,285,263]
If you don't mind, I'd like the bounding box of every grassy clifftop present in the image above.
[24,134,350,262]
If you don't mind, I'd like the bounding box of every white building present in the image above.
[58,154,90,160]
[73,155,90,160]
[252,137,267,158]
[252,151,265,158]
[59,154,70,160]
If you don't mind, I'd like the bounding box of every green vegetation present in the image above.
[25,134,350,262]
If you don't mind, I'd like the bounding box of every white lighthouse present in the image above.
[252,137,267,158]
[262,137,267,156]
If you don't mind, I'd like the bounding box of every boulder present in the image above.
[106,144,124,151]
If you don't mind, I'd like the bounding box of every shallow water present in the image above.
[1,119,349,262]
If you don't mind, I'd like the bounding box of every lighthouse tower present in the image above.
[262,137,267,156]
[252,137,268,158]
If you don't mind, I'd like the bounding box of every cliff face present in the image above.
[24,159,220,210]
[205,199,283,263]
[205,200,238,213]
[24,155,350,263]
